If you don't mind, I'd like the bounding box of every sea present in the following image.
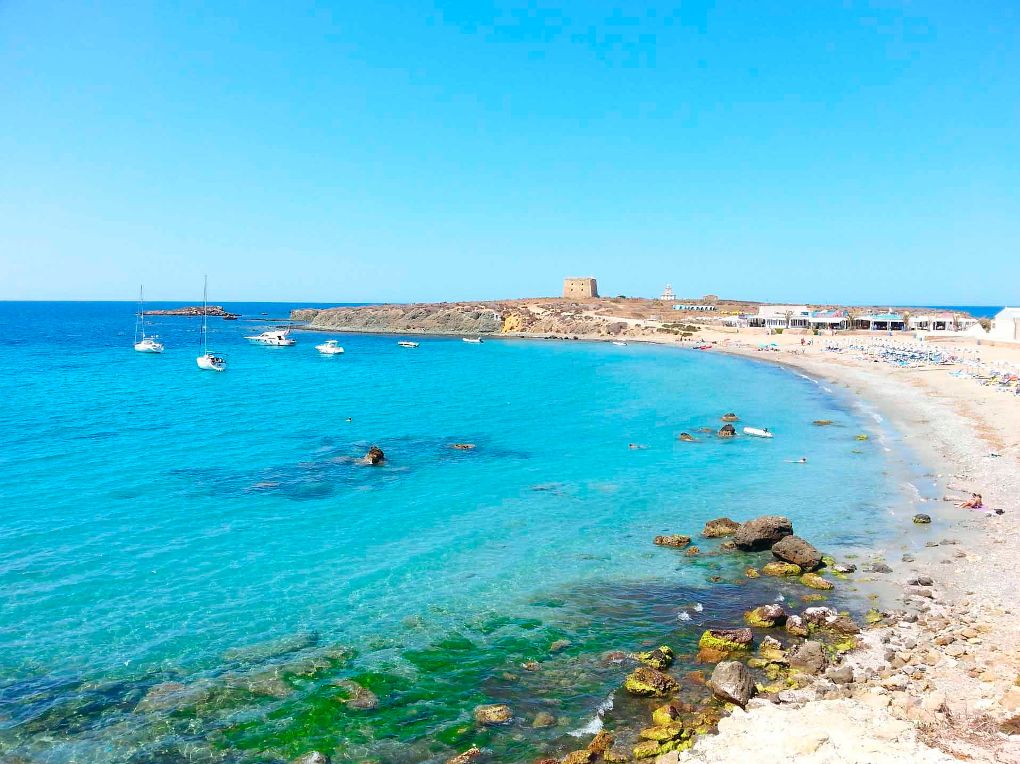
[0,302,939,763]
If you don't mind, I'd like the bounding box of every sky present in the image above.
[0,1,1017,305]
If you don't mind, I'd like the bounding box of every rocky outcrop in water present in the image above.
[771,535,823,571]
[733,516,793,551]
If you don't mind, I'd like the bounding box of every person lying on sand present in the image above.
[958,493,983,509]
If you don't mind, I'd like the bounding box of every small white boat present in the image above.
[398,341,419,348]
[133,286,164,353]
[316,340,345,355]
[743,427,773,438]
[612,341,628,347]
[196,276,226,372]
[462,337,483,344]
[246,329,296,346]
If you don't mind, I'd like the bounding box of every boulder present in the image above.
[678,433,695,442]
[588,730,615,755]
[833,562,857,574]
[717,424,737,438]
[789,641,827,675]
[800,573,834,590]
[771,536,822,571]
[697,628,752,662]
[684,546,700,556]
[744,604,786,628]
[783,615,808,637]
[651,702,683,727]
[801,607,838,625]
[702,517,741,538]
[624,667,679,697]
[863,562,893,574]
[364,446,385,465]
[474,704,513,725]
[733,516,793,551]
[721,413,740,422]
[706,661,755,707]
[654,535,691,548]
[761,562,802,577]
[636,646,675,671]
[913,514,932,524]
[561,750,595,764]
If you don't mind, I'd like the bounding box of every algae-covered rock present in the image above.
[603,747,630,763]
[624,667,679,697]
[733,516,793,551]
[784,615,809,637]
[800,573,834,590]
[855,433,869,441]
[913,514,932,524]
[684,546,700,556]
[654,535,691,548]
[445,748,480,764]
[762,561,802,577]
[335,679,379,710]
[292,753,331,764]
[549,639,572,653]
[636,646,675,671]
[771,535,823,571]
[702,518,741,538]
[532,711,557,728]
[744,567,760,579]
[639,723,685,742]
[588,730,614,755]
[706,661,755,707]
[864,608,884,624]
[697,628,752,662]
[562,750,595,764]
[744,604,786,628]
[473,703,512,725]
[652,702,681,727]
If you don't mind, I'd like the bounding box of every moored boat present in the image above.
[196,276,226,372]
[398,341,419,348]
[462,337,483,344]
[316,339,345,355]
[246,328,296,346]
[133,286,164,353]
[743,427,773,438]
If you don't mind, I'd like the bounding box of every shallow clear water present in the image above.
[0,302,915,762]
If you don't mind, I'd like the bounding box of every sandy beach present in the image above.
[637,329,1020,763]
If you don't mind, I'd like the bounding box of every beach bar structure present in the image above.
[808,309,850,330]
[748,305,811,329]
[908,312,979,333]
[854,312,905,331]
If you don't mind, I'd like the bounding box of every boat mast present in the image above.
[201,275,209,355]
[135,285,144,344]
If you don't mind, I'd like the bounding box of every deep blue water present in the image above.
[923,305,1002,319]
[0,302,926,762]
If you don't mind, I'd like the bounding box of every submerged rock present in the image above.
[222,631,319,663]
[702,517,741,538]
[531,711,557,728]
[474,703,513,725]
[707,661,755,707]
[654,535,691,548]
[913,513,932,524]
[292,753,331,764]
[334,679,379,710]
[771,535,822,571]
[624,667,680,697]
[450,443,476,450]
[446,747,481,764]
[733,516,793,551]
[685,546,700,556]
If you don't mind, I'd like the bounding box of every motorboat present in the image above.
[196,276,226,372]
[133,286,164,353]
[316,339,345,355]
[398,341,420,348]
[612,341,627,347]
[246,328,296,346]
[743,427,773,438]
[462,337,483,344]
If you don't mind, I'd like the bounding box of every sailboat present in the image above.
[196,276,226,371]
[133,286,165,353]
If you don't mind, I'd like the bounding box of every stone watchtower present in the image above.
[563,277,599,299]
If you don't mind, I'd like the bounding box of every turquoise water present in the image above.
[0,302,914,762]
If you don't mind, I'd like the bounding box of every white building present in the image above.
[674,304,717,312]
[908,312,980,333]
[990,308,1020,341]
[854,312,905,331]
[748,305,811,329]
[658,284,676,301]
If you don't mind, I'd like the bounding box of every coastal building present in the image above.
[854,312,905,331]
[990,307,1020,341]
[808,309,850,330]
[563,277,598,300]
[748,305,811,329]
[908,313,980,333]
[658,284,676,301]
[673,304,718,312]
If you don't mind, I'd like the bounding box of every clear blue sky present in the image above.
[1,1,1017,304]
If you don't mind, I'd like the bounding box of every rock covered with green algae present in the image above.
[624,667,680,697]
[473,703,513,725]
[800,572,835,590]
[744,604,787,628]
[445,747,481,764]
[696,628,753,663]
[761,561,802,577]
[636,645,675,671]
[334,679,379,710]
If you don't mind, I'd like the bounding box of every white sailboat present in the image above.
[133,286,164,353]
[196,276,226,371]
